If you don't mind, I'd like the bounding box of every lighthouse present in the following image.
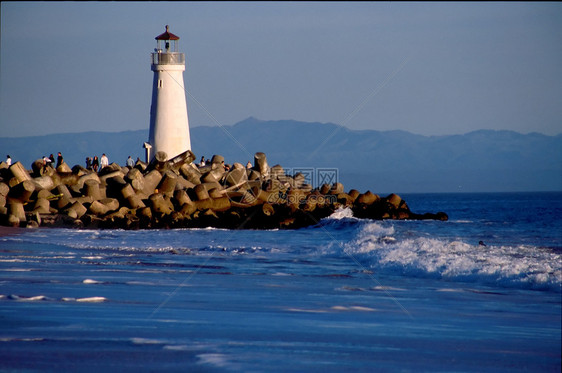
[145,25,192,162]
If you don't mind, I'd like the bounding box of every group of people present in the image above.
[5,152,138,174]
[38,152,64,172]
[198,155,253,172]
[40,154,55,169]
[85,154,138,172]
[5,153,65,171]
[6,152,253,175]
[85,154,109,172]
[199,156,232,171]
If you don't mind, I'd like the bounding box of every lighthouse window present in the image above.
[158,80,163,88]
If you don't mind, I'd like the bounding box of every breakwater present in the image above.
[0,151,447,230]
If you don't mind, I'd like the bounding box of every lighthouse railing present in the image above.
[151,52,185,66]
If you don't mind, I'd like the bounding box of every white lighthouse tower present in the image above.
[146,25,192,162]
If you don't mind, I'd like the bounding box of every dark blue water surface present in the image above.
[1,192,560,372]
[403,192,562,249]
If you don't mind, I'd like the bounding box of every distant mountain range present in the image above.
[1,117,560,193]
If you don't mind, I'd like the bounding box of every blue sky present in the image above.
[1,2,561,137]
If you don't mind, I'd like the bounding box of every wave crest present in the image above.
[345,223,561,291]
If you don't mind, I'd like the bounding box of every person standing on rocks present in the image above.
[92,156,99,172]
[100,153,109,170]
[5,155,12,166]
[56,152,63,168]
[126,156,134,168]
[43,155,52,172]
[49,154,55,165]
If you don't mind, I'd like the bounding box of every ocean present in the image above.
[1,192,560,372]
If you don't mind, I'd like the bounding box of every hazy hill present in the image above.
[1,117,560,193]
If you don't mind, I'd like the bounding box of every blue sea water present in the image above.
[0,192,560,372]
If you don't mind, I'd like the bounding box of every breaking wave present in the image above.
[343,219,561,291]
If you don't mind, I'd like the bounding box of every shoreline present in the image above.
[0,225,24,237]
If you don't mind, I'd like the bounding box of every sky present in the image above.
[1,2,561,138]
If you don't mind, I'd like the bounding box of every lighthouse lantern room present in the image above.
[146,25,192,162]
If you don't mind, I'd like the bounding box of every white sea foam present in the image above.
[7,295,53,301]
[61,296,107,302]
[331,305,377,312]
[3,268,32,272]
[344,221,396,254]
[76,296,107,302]
[328,207,356,220]
[162,342,215,351]
[436,288,465,293]
[286,308,329,313]
[196,353,231,368]
[371,285,406,292]
[345,222,562,290]
[83,279,103,284]
[126,281,158,286]
[164,345,194,351]
[131,338,164,345]
[0,337,45,342]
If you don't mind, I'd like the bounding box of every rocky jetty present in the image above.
[0,151,447,230]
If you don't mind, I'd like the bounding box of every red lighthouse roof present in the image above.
[155,25,179,40]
